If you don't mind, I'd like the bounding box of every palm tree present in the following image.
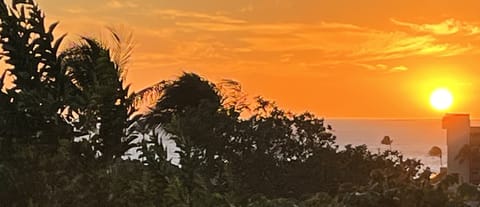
[0,0,71,151]
[59,36,139,162]
[0,0,142,163]
[138,73,221,128]
[381,136,393,151]
[428,146,443,167]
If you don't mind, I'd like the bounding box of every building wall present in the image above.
[469,127,480,184]
[443,114,471,183]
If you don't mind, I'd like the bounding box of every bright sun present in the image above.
[430,88,453,110]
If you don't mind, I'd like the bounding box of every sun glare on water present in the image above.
[430,88,453,111]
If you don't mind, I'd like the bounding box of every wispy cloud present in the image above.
[131,15,479,74]
[107,0,139,9]
[355,63,408,73]
[166,13,475,59]
[155,9,247,24]
[390,65,408,72]
[64,8,88,14]
[174,21,365,34]
[51,4,480,75]
[351,32,473,61]
[391,18,480,35]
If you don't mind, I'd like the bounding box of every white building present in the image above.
[442,113,480,184]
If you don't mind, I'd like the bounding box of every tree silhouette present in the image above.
[0,1,143,204]
[0,1,75,204]
[59,37,138,162]
[381,135,393,151]
[0,0,71,150]
[429,146,443,167]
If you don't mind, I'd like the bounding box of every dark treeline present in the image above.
[0,1,478,206]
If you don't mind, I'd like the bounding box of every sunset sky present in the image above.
[35,0,480,118]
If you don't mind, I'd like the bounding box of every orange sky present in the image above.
[34,0,480,118]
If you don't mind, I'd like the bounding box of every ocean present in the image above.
[326,119,448,172]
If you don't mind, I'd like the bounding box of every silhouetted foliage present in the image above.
[0,1,477,206]
[429,146,443,167]
[381,135,393,150]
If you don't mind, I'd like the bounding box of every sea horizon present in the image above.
[326,118,449,173]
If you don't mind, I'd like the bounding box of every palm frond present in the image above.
[217,79,249,111]
[102,26,135,82]
[131,80,170,111]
